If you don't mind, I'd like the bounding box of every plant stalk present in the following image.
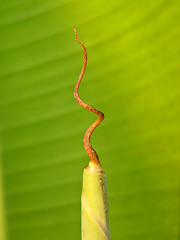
[73,29,110,240]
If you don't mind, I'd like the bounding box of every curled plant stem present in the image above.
[73,29,104,166]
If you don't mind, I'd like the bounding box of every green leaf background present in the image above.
[0,0,180,239]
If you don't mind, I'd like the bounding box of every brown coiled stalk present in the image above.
[73,29,104,166]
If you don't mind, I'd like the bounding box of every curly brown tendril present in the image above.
[73,28,104,166]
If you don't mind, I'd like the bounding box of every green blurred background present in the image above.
[0,0,180,239]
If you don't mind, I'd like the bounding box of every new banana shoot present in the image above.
[74,29,110,240]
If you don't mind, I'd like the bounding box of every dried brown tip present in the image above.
[74,29,104,166]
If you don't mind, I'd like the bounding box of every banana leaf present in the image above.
[0,0,180,239]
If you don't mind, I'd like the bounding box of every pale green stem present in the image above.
[81,163,110,240]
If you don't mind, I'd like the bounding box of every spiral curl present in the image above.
[74,29,104,166]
